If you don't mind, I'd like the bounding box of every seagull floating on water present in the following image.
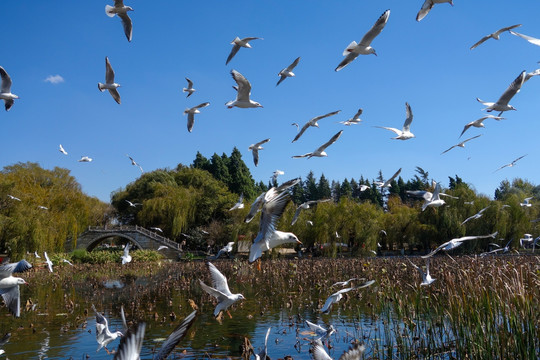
[276,57,300,86]
[226,37,262,65]
[470,24,521,50]
[184,102,210,133]
[305,321,336,340]
[98,57,121,104]
[92,304,124,354]
[335,9,390,71]
[375,102,415,140]
[105,0,133,42]
[494,154,527,172]
[226,70,263,109]
[248,138,270,167]
[459,115,504,138]
[476,70,526,116]
[292,130,343,159]
[0,259,31,317]
[199,262,245,318]
[441,134,482,155]
[182,78,195,98]
[416,0,453,22]
[292,111,341,143]
[0,66,19,111]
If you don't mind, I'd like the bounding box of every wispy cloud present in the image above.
[44,74,64,84]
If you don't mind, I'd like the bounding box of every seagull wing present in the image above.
[244,192,266,223]
[0,286,20,317]
[335,52,360,72]
[461,214,475,225]
[118,12,133,42]
[510,30,540,46]
[462,134,482,144]
[0,67,13,93]
[105,57,115,84]
[0,259,32,279]
[92,305,109,336]
[470,35,492,50]
[421,240,450,258]
[311,110,342,122]
[153,311,197,360]
[511,154,527,164]
[338,344,366,360]
[194,102,210,110]
[498,24,522,33]
[315,130,343,153]
[321,293,339,313]
[251,148,259,166]
[496,70,526,105]
[226,44,241,65]
[375,126,402,136]
[402,102,413,132]
[407,258,426,278]
[187,113,195,132]
[185,77,193,89]
[108,89,121,104]
[292,121,312,142]
[359,9,390,46]
[286,56,301,71]
[256,186,292,243]
[416,0,434,22]
[352,108,363,121]
[231,70,251,102]
[291,205,303,225]
[206,262,232,296]
[241,37,262,42]
[311,340,333,360]
[254,138,270,148]
[113,322,145,360]
[387,168,402,184]
[459,122,474,138]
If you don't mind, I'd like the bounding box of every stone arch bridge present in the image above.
[72,225,181,259]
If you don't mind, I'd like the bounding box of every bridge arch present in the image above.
[85,233,144,252]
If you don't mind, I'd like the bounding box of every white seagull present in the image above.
[43,252,53,273]
[416,0,453,22]
[476,70,526,116]
[311,339,365,360]
[214,242,235,259]
[59,144,68,155]
[7,195,21,201]
[113,322,145,360]
[98,57,121,105]
[480,239,513,257]
[152,310,197,360]
[331,278,358,288]
[229,193,245,211]
[125,200,141,207]
[226,70,263,109]
[77,156,93,162]
[182,78,195,98]
[292,130,343,159]
[509,30,540,47]
[246,178,302,263]
[276,57,300,86]
[459,115,504,138]
[126,154,143,173]
[199,262,245,317]
[292,110,341,143]
[374,168,402,188]
[92,305,124,354]
[335,9,390,71]
[422,231,498,258]
[291,199,332,225]
[339,108,363,126]
[271,170,285,183]
[0,66,18,111]
[34,251,40,258]
[0,259,31,317]
[520,197,533,207]
[105,0,134,42]
[38,205,48,210]
[254,327,271,360]
[421,183,446,211]
[226,37,262,65]
[184,102,210,133]
[441,134,482,155]
[470,24,522,50]
[359,184,370,192]
[151,227,164,233]
[61,259,74,266]
[375,102,415,140]
[121,243,132,265]
[407,257,436,286]
[248,138,270,167]
[321,280,375,313]
[305,321,336,340]
[494,154,527,172]
[461,206,490,225]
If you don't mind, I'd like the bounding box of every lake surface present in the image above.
[0,256,538,359]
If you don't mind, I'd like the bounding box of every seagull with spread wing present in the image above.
[248,138,270,167]
[226,70,263,108]
[182,78,195,98]
[43,252,53,273]
[374,168,401,188]
[0,259,31,317]
[126,154,143,173]
[292,110,341,143]
[321,280,375,313]
[229,194,244,211]
[339,108,363,126]
[407,257,436,286]
[494,154,527,172]
[199,262,245,317]
[292,130,343,159]
[98,57,121,104]
[105,0,133,42]
[291,199,332,225]
[335,9,390,71]
[459,115,504,137]
[311,339,365,360]
[416,0,453,22]
[184,102,210,133]
[92,305,124,354]
[422,231,498,258]
[0,66,19,111]
[461,206,490,225]
[421,183,446,211]
[375,102,415,140]
[59,144,68,155]
[226,37,262,65]
[470,24,521,50]
[441,134,482,154]
[510,30,540,47]
[476,70,526,116]
[276,57,300,86]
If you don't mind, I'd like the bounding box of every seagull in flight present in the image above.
[271,170,284,183]
[407,257,435,286]
[305,321,336,341]
[476,70,526,116]
[338,108,363,126]
[58,144,68,155]
[480,239,513,257]
[461,206,490,225]
[331,277,358,288]
[520,197,533,207]
[105,0,133,42]
[459,115,504,137]
[7,195,21,201]
[248,138,270,167]
[422,231,498,258]
[311,339,365,360]
[292,130,343,159]
[0,259,32,317]
[78,156,93,162]
[335,9,390,71]
[199,262,245,317]
[292,110,341,142]
[38,205,48,210]
[184,102,210,133]
[92,305,124,354]
[43,252,53,273]
[182,78,195,98]
[126,154,143,173]
[121,243,132,265]
[226,70,263,108]
[98,57,121,104]
[0,66,19,111]
[470,24,522,50]
[125,200,141,207]
[229,193,244,211]
[509,30,540,47]
[321,280,375,313]
[416,0,453,22]
[421,182,446,211]
[276,57,300,86]
[214,242,235,259]
[150,227,163,233]
[441,134,482,154]
[291,199,332,225]
[375,102,415,140]
[374,168,401,188]
[291,122,299,132]
[226,37,262,65]
[494,154,527,172]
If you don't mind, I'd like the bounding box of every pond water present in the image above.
[0,256,538,359]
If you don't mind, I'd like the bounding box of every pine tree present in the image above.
[317,174,332,199]
[227,147,257,199]
[304,171,318,200]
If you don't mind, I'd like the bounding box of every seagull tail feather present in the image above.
[105,5,116,17]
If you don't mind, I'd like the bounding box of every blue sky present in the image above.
[1,1,540,203]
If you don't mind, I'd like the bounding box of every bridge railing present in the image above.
[86,226,181,250]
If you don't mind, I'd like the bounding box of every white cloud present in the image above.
[44,74,64,84]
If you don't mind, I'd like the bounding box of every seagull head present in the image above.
[17,278,27,286]
[371,49,377,56]
[254,102,263,108]
[509,105,517,111]
[126,6,134,11]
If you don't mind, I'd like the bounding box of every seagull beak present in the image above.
[296,239,302,245]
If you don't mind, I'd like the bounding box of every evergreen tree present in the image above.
[340,178,353,199]
[317,174,331,199]
[304,171,318,200]
[331,180,341,201]
[192,151,211,172]
[209,153,231,185]
[291,182,304,204]
[227,147,257,199]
